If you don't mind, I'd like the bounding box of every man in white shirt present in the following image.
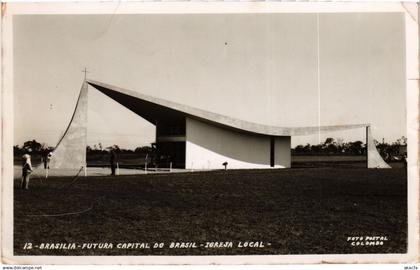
[21,150,33,190]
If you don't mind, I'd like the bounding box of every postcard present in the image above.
[1,1,418,265]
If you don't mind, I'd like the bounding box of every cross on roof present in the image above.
[82,67,89,80]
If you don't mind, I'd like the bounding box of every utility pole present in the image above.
[366,126,369,168]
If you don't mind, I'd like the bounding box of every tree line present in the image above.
[14,137,407,160]
[13,140,153,156]
[292,137,407,158]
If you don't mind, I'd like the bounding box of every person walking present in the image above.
[21,150,33,190]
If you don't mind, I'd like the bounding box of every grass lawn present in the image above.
[14,168,407,255]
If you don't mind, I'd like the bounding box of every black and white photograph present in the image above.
[1,2,418,265]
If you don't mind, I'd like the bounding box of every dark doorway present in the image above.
[270,136,275,167]
[156,141,186,169]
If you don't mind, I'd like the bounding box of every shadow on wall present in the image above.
[186,118,274,167]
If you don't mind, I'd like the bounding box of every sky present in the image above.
[13,13,406,149]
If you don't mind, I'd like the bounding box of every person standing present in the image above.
[110,149,117,176]
[21,150,33,190]
[42,150,53,178]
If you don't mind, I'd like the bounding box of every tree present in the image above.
[396,136,407,145]
[326,143,338,154]
[310,145,321,153]
[303,144,311,153]
[135,146,153,154]
[324,138,334,145]
[22,140,42,153]
[106,145,121,153]
[14,145,21,155]
[294,145,305,154]
[348,141,363,154]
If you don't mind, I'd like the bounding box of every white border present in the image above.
[1,2,419,265]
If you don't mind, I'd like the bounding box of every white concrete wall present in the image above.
[275,136,291,168]
[185,117,291,170]
[49,82,88,170]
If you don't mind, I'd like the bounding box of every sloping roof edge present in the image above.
[87,79,369,136]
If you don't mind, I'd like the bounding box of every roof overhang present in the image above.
[87,79,369,137]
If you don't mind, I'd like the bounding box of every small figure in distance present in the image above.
[403,152,407,168]
[42,149,53,178]
[21,149,33,190]
[222,161,228,171]
[110,149,117,176]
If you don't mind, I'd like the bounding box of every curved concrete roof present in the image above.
[87,79,369,137]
